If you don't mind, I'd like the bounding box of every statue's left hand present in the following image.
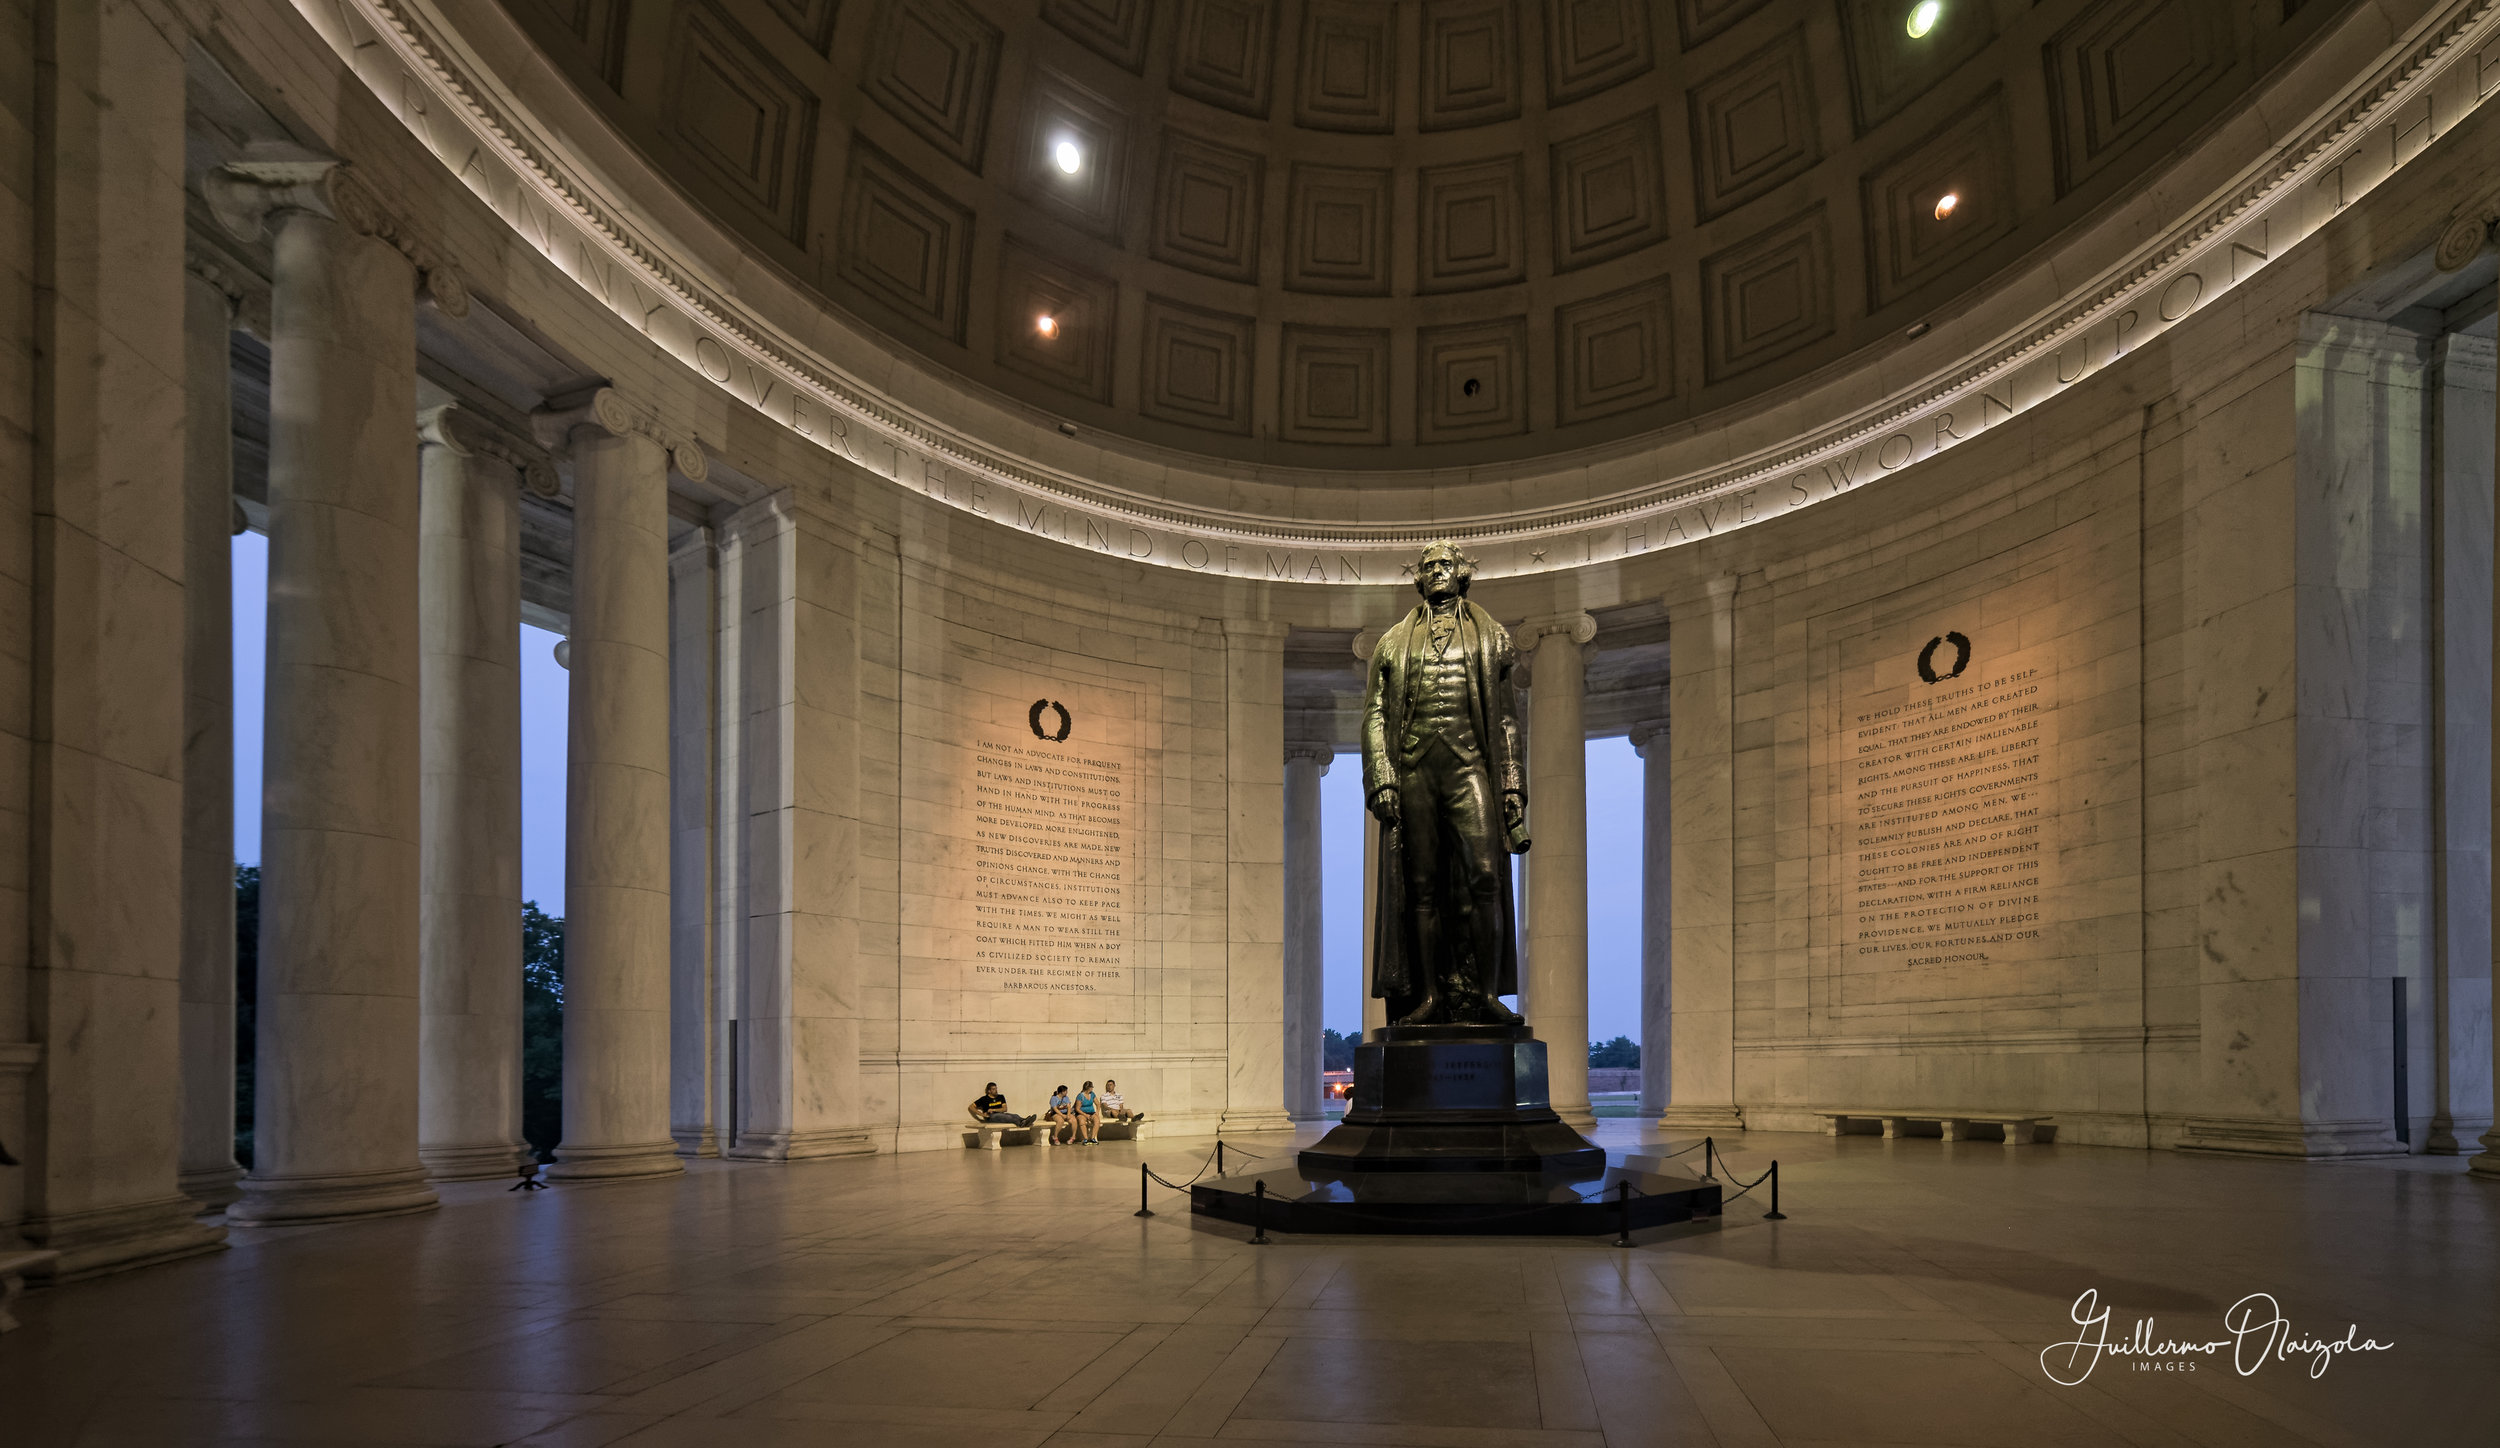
[1501,792,1529,850]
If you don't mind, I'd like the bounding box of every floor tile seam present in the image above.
[597,1313,909,1420]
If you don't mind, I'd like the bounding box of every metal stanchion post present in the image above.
[1703,1136,1716,1180]
[1136,1161,1155,1218]
[1217,1139,1226,1177]
[1764,1161,1786,1220]
[1250,1179,1270,1244]
[1614,1180,1633,1248]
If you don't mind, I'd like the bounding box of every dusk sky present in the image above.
[233,537,1652,1044]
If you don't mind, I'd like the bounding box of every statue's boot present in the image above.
[1394,992,1445,1026]
[1460,889,1523,1026]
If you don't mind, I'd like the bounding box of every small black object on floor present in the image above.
[1191,1026,1719,1236]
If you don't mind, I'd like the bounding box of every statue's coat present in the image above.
[1361,598,1527,1002]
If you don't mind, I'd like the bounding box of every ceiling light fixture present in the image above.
[1035,315,1059,338]
[1907,1,1942,38]
[1052,139,1083,175]
[1933,191,1959,220]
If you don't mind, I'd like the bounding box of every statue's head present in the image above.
[1414,541,1475,601]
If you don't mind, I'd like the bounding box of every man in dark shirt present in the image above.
[966,1082,1034,1127]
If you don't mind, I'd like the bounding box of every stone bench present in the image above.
[1098,1117,1151,1141]
[0,1249,60,1332]
[1817,1108,2052,1145]
[963,1120,1049,1149]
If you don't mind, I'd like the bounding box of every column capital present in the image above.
[534,387,710,484]
[1520,611,1597,647]
[418,404,560,498]
[183,244,270,336]
[2434,184,2500,272]
[1284,741,1334,770]
[1628,718,1670,753]
[204,160,468,317]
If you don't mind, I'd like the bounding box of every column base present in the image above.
[723,1127,876,1161]
[419,1142,537,1182]
[672,1126,719,1158]
[1552,1106,1599,1130]
[2175,1115,2408,1159]
[229,1167,441,1226]
[2424,1116,2495,1155]
[1218,1109,1297,1135]
[1656,1103,1745,1133]
[16,1196,227,1282]
[543,1140,686,1181]
[179,1163,245,1209]
[2471,1127,2500,1179]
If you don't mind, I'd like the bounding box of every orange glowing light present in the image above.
[1036,315,1058,338]
[1934,192,1960,221]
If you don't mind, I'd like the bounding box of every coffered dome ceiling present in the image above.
[498,0,2347,472]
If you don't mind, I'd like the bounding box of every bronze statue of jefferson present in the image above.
[1363,542,1531,1028]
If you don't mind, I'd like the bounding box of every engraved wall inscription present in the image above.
[970,734,1134,992]
[1808,532,2081,1028]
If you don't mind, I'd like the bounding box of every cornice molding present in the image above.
[303,0,2500,581]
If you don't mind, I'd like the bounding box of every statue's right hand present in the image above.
[1367,787,1399,826]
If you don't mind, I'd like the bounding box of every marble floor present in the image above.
[4,1124,2492,1447]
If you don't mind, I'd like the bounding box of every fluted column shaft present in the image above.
[1355,631,1388,1040]
[178,267,243,1208]
[1283,744,1330,1121]
[1632,721,1672,1119]
[230,200,436,1225]
[415,408,531,1180]
[546,399,683,1180]
[1526,613,1596,1129]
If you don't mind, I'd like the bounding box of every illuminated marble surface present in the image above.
[5,1124,2491,1447]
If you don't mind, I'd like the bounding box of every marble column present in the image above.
[2430,335,2494,1158]
[1524,613,1597,1129]
[414,406,540,1180]
[542,390,691,1181]
[717,493,874,1160]
[1221,620,1293,1135]
[1283,743,1331,1121]
[1355,632,1387,1040]
[1660,576,1745,1134]
[178,262,244,1208]
[668,530,718,1157]
[213,161,452,1224]
[1361,813,1386,1039]
[2482,342,2500,1181]
[14,0,226,1276]
[1630,720,1672,1120]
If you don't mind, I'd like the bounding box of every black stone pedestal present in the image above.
[1295,1026,1606,1176]
[1189,1026,1715,1237]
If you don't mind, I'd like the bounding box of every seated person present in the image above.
[1046,1084,1075,1144]
[965,1082,1034,1127]
[1074,1081,1101,1144]
[1098,1079,1144,1125]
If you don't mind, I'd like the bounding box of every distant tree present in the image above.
[234,865,260,1168]
[1588,1035,1639,1069]
[521,902,565,1160]
[1322,1027,1356,1071]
